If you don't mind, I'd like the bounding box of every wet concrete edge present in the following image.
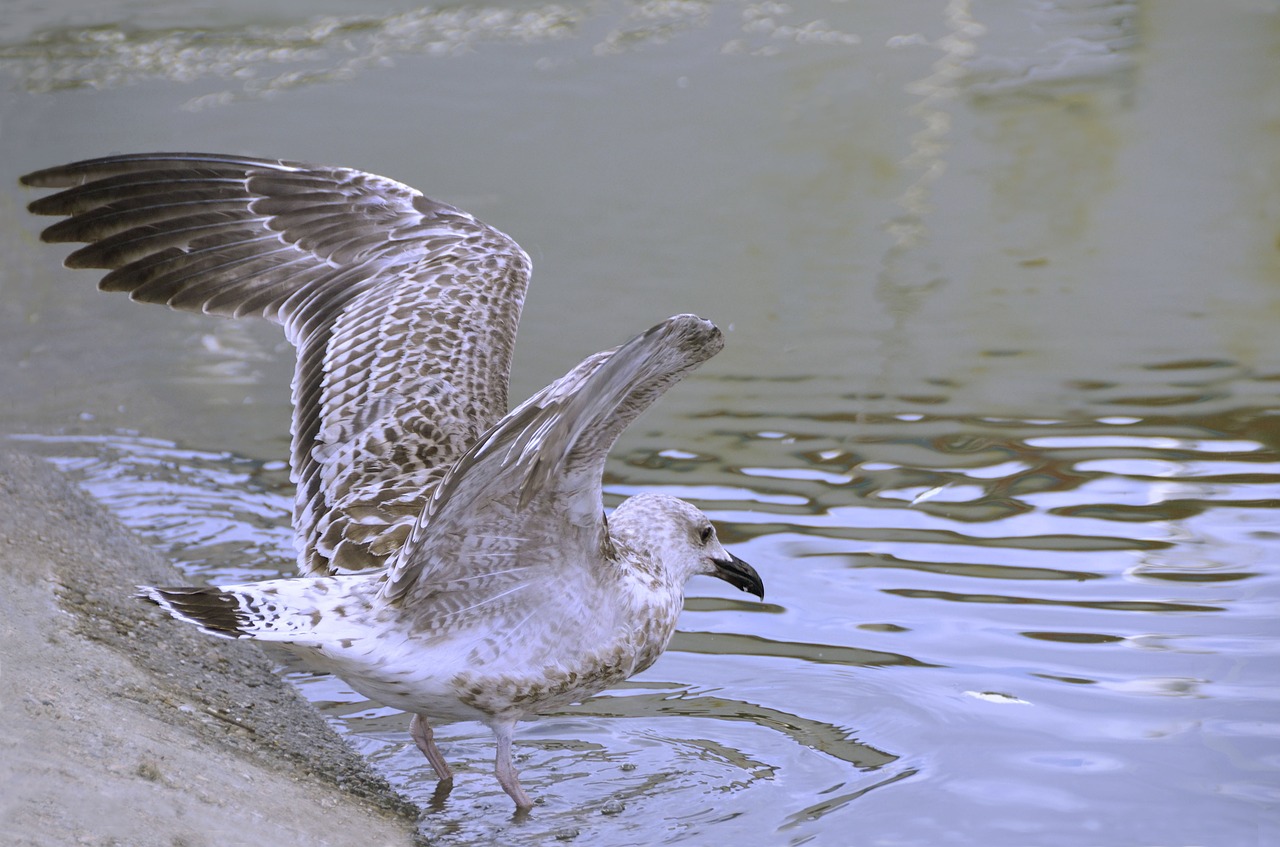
[0,448,426,844]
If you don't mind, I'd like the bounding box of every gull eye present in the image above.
[699,525,714,545]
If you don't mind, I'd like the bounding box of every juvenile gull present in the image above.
[21,154,764,810]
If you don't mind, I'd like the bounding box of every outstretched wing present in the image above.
[21,153,530,575]
[378,315,722,631]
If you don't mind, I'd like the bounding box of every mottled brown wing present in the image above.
[378,315,724,622]
[21,153,530,576]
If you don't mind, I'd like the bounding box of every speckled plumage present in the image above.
[22,154,764,810]
[22,152,526,576]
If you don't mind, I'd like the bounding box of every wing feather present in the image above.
[379,315,724,620]
[22,152,530,575]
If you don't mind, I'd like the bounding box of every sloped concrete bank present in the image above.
[0,449,422,846]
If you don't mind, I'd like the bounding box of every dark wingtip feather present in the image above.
[19,166,75,189]
[20,152,290,190]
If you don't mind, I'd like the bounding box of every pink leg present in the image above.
[492,719,533,811]
[410,713,454,782]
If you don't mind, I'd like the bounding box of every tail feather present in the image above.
[138,576,362,643]
[139,585,249,638]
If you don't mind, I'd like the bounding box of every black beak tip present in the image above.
[712,552,765,600]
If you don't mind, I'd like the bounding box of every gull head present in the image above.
[611,493,764,599]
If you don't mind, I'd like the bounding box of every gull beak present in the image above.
[710,552,765,600]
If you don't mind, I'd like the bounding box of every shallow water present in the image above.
[3,1,1279,845]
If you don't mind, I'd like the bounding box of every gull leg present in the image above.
[492,719,533,811]
[410,712,454,782]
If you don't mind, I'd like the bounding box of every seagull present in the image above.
[21,153,764,811]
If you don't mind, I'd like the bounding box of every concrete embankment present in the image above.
[0,449,422,846]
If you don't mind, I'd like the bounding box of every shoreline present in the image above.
[0,449,422,846]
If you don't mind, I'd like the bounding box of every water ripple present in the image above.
[11,388,1279,844]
